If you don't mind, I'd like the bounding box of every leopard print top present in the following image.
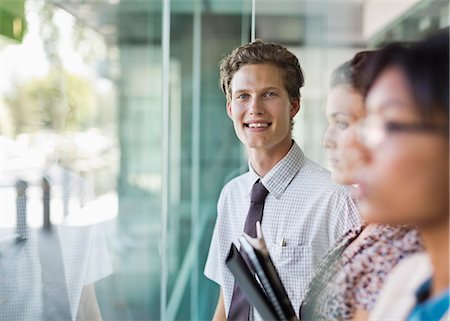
[300,224,423,321]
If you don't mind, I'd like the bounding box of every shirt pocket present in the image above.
[266,243,314,313]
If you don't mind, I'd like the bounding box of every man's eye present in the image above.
[238,94,249,100]
[264,92,276,97]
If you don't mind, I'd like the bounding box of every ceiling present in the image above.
[53,0,367,46]
[50,0,449,48]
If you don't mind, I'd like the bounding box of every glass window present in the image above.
[1,0,447,320]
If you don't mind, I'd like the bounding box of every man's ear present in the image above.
[226,101,233,119]
[290,98,300,118]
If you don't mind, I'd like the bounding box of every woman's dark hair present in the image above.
[330,50,378,95]
[366,28,449,120]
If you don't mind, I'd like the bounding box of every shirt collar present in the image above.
[246,141,305,199]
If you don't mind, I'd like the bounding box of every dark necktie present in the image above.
[228,180,269,321]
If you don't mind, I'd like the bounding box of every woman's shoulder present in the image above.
[385,252,431,280]
[368,253,432,321]
[345,224,423,262]
[339,225,425,305]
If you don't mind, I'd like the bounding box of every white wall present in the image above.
[363,0,421,39]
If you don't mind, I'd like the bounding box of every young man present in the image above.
[204,41,361,321]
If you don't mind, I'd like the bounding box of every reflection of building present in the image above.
[1,0,448,320]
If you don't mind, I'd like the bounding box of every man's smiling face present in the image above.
[227,63,299,153]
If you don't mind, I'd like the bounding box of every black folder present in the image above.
[239,236,297,321]
[225,244,279,320]
[225,232,299,321]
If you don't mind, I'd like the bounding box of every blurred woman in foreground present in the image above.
[352,28,449,321]
[300,51,423,321]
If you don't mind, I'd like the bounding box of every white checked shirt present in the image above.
[204,142,361,321]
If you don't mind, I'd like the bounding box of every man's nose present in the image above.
[249,97,264,115]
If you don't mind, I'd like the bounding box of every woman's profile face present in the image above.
[354,66,449,227]
[323,84,365,185]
